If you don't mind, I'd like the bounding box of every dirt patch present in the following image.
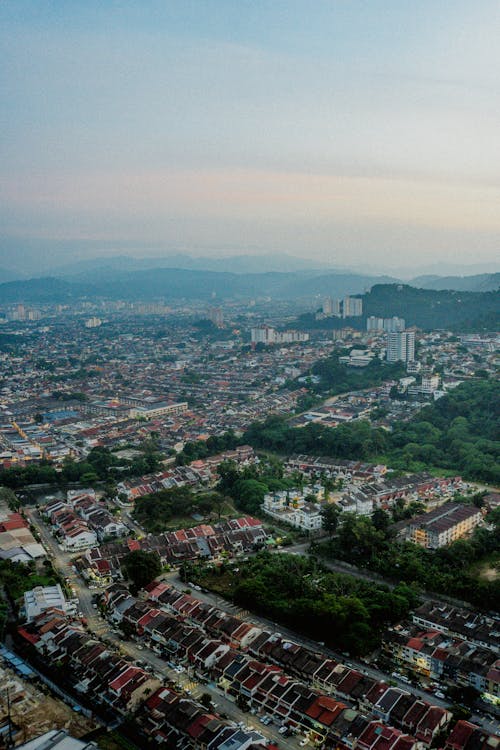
[0,664,96,745]
[479,565,498,581]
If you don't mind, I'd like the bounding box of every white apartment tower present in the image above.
[343,296,363,318]
[386,330,415,363]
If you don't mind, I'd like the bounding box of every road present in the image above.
[164,573,499,735]
[27,510,498,738]
[26,509,301,748]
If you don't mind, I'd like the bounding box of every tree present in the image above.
[199,693,213,709]
[0,486,20,510]
[372,508,391,534]
[122,550,161,593]
[321,504,341,537]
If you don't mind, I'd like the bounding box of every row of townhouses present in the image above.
[44,490,128,550]
[17,610,266,750]
[76,517,268,584]
[103,581,498,750]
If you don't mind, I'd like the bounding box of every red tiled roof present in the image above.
[407,638,423,651]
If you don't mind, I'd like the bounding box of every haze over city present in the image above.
[1,0,499,274]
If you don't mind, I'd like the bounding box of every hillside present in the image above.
[410,272,500,292]
[0,267,402,303]
[364,284,500,330]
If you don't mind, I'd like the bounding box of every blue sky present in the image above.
[1,0,499,270]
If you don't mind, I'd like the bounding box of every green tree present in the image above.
[321,504,341,537]
[122,550,161,593]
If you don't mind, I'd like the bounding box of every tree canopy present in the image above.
[121,550,162,593]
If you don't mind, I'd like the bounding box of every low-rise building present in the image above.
[405,503,482,549]
[24,584,76,622]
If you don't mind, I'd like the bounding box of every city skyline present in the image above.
[1,1,499,270]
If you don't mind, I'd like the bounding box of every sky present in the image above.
[1,0,499,273]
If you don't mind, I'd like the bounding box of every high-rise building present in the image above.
[251,325,309,345]
[343,296,363,318]
[208,306,224,327]
[386,330,415,362]
[322,297,341,316]
[367,316,384,331]
[383,316,406,332]
[251,325,276,344]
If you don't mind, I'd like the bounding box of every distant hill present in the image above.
[0,267,402,303]
[364,283,499,331]
[0,271,499,333]
[0,267,26,284]
[0,276,95,303]
[410,272,500,292]
[56,252,336,277]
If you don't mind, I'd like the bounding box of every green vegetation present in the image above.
[217,458,296,515]
[121,550,161,594]
[242,380,500,483]
[132,486,228,532]
[0,444,162,490]
[176,430,239,465]
[363,284,500,331]
[0,559,58,602]
[51,390,88,401]
[314,510,500,611]
[309,353,405,395]
[244,415,388,461]
[0,486,20,510]
[180,552,418,655]
[388,380,499,482]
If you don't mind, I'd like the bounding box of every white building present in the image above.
[323,297,341,316]
[24,584,76,622]
[421,373,440,394]
[262,489,323,531]
[367,316,384,332]
[62,527,98,551]
[250,326,309,345]
[16,730,98,750]
[129,401,188,419]
[383,316,406,333]
[386,330,415,363]
[343,296,363,318]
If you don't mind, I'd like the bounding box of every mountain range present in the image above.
[0,256,498,304]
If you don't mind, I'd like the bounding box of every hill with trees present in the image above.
[363,284,499,331]
[242,380,499,483]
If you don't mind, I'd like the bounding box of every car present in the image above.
[299,741,308,747]
[278,727,288,734]
[136,645,144,651]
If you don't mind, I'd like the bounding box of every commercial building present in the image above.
[129,401,188,419]
[24,584,76,622]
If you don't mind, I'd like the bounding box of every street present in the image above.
[26,509,499,739]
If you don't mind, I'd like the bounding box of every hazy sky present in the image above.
[1,0,499,270]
